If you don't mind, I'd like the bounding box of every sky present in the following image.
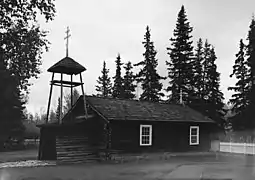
[26,0,255,115]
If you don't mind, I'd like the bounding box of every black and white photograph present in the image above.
[0,0,255,179]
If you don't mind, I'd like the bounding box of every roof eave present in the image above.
[107,117,216,123]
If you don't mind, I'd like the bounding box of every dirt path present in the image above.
[0,152,255,179]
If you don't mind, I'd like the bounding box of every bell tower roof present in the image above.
[47,56,86,75]
[47,27,86,75]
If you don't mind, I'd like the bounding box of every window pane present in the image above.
[142,127,150,135]
[191,128,198,136]
[191,136,198,144]
[141,135,150,145]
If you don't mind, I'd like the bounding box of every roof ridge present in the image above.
[84,95,183,106]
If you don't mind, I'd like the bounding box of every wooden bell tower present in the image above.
[45,27,88,124]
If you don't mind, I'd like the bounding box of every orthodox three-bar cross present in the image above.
[64,26,71,57]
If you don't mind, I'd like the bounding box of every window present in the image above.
[189,126,199,145]
[140,125,152,146]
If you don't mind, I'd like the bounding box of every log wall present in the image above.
[56,135,104,163]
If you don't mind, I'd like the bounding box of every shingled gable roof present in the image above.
[47,56,86,75]
[72,95,215,123]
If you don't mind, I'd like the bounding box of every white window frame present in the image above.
[189,126,199,145]
[140,125,152,146]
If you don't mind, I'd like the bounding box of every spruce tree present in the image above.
[206,47,226,127]
[0,48,25,149]
[193,38,204,98]
[112,54,124,98]
[229,17,255,130]
[228,39,250,116]
[188,38,206,113]
[96,61,112,97]
[166,5,194,104]
[135,26,164,102]
[190,39,226,127]
[201,40,212,100]
[123,61,137,100]
[245,17,255,128]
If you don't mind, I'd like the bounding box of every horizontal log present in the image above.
[56,138,89,141]
[56,143,88,146]
[57,151,96,156]
[57,153,100,157]
[56,148,106,153]
[57,159,99,163]
[56,149,104,154]
[57,155,99,160]
[57,150,105,156]
[56,139,105,144]
[56,139,89,142]
[57,151,94,155]
[57,159,99,164]
[56,142,89,146]
[56,146,88,150]
[56,143,105,147]
[57,158,99,162]
[56,138,88,141]
[57,156,101,161]
[56,145,105,150]
[56,136,88,140]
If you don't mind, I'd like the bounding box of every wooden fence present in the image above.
[220,142,255,155]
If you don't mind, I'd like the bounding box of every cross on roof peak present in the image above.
[64,26,71,57]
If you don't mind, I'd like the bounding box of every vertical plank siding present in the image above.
[108,121,212,154]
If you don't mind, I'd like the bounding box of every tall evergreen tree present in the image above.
[96,61,112,97]
[0,48,25,149]
[166,5,194,104]
[192,38,204,98]
[112,54,124,98]
[202,40,212,100]
[189,39,226,127]
[206,47,226,126]
[245,17,255,128]
[228,39,250,116]
[188,38,206,113]
[134,26,164,102]
[123,61,137,100]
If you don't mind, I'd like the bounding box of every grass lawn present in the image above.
[0,151,255,179]
[0,148,38,163]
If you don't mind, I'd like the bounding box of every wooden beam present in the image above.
[51,80,83,86]
[60,73,63,124]
[71,74,73,106]
[38,129,43,160]
[51,84,71,88]
[80,73,88,119]
[46,73,55,124]
[71,74,73,122]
